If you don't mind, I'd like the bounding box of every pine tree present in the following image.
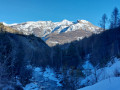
[100,14,108,30]
[110,7,120,28]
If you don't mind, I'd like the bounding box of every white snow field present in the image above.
[78,77,120,90]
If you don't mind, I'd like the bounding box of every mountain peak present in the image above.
[77,20,89,24]
[57,19,73,26]
[61,19,71,22]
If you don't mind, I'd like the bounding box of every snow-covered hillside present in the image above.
[23,57,120,90]
[79,77,120,90]
[80,57,120,86]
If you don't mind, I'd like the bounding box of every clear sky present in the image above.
[0,0,120,26]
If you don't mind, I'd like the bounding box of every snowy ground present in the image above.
[81,57,120,86]
[24,67,62,90]
[24,57,120,90]
[78,77,120,90]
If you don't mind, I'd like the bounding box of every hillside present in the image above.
[79,77,120,90]
[0,24,120,90]
[0,23,22,34]
[0,25,52,89]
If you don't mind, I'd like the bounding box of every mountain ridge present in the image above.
[3,19,102,46]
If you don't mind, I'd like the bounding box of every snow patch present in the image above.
[81,57,120,86]
[79,77,120,90]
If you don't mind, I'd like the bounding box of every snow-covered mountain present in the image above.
[4,19,102,46]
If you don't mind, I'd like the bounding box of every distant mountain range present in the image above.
[3,19,102,46]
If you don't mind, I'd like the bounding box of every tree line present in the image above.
[100,7,120,30]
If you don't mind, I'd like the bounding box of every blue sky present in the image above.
[0,0,120,26]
